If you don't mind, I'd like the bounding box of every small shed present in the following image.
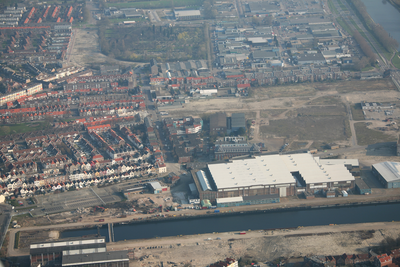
[325,189,336,198]
[355,178,371,195]
[149,182,162,194]
[201,199,212,208]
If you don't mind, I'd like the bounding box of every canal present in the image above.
[361,0,400,49]
[61,202,400,242]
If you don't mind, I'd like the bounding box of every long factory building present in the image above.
[192,152,357,206]
[30,237,129,267]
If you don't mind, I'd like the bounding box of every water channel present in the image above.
[61,202,400,242]
[360,0,400,49]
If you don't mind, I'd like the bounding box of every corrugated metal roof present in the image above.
[196,170,213,191]
[189,183,198,193]
[231,113,246,128]
[373,162,400,183]
[62,250,129,266]
[149,181,162,190]
[62,247,107,256]
[31,238,105,250]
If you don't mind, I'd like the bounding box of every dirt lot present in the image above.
[165,79,399,151]
[69,28,146,68]
[108,221,400,267]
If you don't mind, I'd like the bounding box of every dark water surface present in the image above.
[61,202,400,241]
[361,0,400,49]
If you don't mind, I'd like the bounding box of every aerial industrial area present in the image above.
[0,0,400,266]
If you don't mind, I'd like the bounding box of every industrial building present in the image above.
[210,112,227,136]
[227,113,246,133]
[192,153,355,204]
[295,52,326,65]
[372,162,400,188]
[214,136,261,160]
[148,181,169,194]
[30,237,128,267]
[30,237,106,266]
[62,250,129,267]
[174,10,201,20]
[355,178,371,195]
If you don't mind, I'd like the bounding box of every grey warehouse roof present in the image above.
[62,251,129,266]
[231,113,246,128]
[30,238,106,255]
[174,10,201,17]
[373,162,400,183]
[196,170,213,191]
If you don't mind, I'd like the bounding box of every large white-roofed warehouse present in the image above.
[372,162,400,188]
[191,153,356,206]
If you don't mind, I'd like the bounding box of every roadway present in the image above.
[330,0,400,94]
[331,0,395,71]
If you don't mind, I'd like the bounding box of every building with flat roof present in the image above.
[228,113,246,133]
[296,53,326,65]
[247,2,281,15]
[210,112,227,136]
[174,10,201,20]
[214,136,260,160]
[355,178,371,195]
[62,250,129,267]
[30,237,106,267]
[372,162,400,188]
[192,153,355,202]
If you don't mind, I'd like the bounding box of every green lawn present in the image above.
[361,66,374,71]
[337,0,348,11]
[0,121,51,136]
[336,17,352,35]
[392,52,400,69]
[354,122,396,145]
[327,0,339,15]
[351,104,365,121]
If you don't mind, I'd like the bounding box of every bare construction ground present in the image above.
[165,79,399,152]
[68,28,146,68]
[108,222,400,267]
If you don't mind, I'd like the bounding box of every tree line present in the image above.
[352,31,376,70]
[348,0,398,52]
[203,0,217,19]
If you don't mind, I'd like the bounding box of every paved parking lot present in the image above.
[32,186,122,216]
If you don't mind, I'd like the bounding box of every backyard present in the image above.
[0,122,51,137]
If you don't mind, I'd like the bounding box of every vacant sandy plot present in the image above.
[164,79,400,146]
[108,222,400,267]
[69,28,146,67]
